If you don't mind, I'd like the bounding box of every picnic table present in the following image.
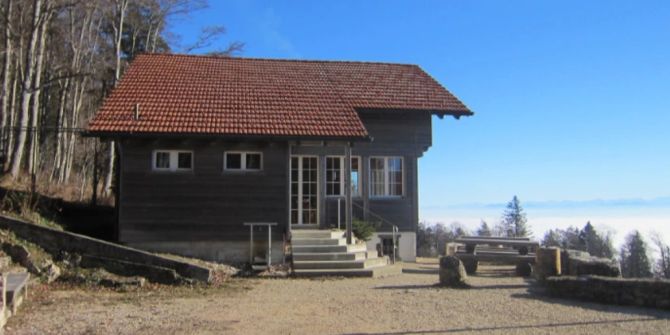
[450,236,540,275]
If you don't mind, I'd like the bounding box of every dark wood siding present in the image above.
[118,139,288,243]
[293,110,432,233]
[117,110,433,243]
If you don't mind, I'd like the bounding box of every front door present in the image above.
[290,156,318,225]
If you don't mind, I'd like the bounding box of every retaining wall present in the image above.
[0,215,212,283]
[544,275,670,309]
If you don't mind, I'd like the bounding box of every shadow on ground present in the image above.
[510,291,670,319]
[340,317,664,334]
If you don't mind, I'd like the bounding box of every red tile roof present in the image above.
[88,53,472,139]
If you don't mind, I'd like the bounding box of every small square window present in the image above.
[155,152,170,169]
[177,152,192,169]
[226,153,242,169]
[246,153,261,170]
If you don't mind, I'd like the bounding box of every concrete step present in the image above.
[291,230,344,239]
[292,244,367,254]
[294,263,403,278]
[292,238,346,246]
[293,252,367,261]
[294,257,388,270]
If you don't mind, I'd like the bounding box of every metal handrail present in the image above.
[351,201,399,264]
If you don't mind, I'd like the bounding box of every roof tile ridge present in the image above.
[136,52,418,67]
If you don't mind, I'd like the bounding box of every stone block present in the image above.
[535,247,561,280]
[438,256,469,288]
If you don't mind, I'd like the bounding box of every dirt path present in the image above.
[6,261,670,335]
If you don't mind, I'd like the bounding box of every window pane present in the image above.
[351,170,359,196]
[226,153,242,169]
[388,158,403,196]
[326,157,341,196]
[246,153,261,170]
[370,158,385,196]
[177,152,192,169]
[351,157,360,196]
[351,157,359,170]
[155,152,170,169]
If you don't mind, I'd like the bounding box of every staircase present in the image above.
[291,229,401,277]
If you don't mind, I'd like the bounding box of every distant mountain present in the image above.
[440,196,670,210]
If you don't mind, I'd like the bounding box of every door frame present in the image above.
[289,155,320,226]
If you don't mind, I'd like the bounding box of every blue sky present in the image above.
[171,1,670,244]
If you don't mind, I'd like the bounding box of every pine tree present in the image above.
[579,222,614,258]
[498,196,530,237]
[476,220,492,237]
[620,230,653,278]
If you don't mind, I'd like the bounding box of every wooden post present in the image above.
[268,225,272,266]
[345,143,352,244]
[249,225,254,264]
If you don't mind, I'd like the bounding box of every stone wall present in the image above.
[0,215,212,283]
[544,275,670,309]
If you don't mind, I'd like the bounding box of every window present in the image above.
[152,150,193,172]
[370,157,403,197]
[325,156,361,197]
[224,152,262,171]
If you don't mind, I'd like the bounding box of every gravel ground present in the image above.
[6,260,670,335]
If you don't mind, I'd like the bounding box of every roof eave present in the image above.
[83,130,372,143]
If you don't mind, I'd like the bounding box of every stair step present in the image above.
[294,257,388,270]
[292,244,367,254]
[294,263,402,278]
[292,238,346,246]
[293,252,367,261]
[291,230,344,239]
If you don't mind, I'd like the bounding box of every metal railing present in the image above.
[351,201,399,264]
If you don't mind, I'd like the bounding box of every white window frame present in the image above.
[369,156,404,198]
[151,150,193,172]
[325,156,361,197]
[224,151,263,171]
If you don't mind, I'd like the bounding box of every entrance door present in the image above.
[290,156,318,225]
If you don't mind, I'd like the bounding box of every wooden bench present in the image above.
[451,236,540,274]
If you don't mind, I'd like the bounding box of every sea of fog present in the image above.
[420,201,670,252]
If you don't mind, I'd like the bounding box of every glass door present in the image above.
[290,156,318,225]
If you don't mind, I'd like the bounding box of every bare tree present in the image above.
[102,0,129,196]
[9,0,43,178]
[651,232,670,279]
[0,0,14,167]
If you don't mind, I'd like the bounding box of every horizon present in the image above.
[172,0,670,247]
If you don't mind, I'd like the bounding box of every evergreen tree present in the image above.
[498,196,530,237]
[579,222,615,258]
[476,220,492,237]
[620,230,653,278]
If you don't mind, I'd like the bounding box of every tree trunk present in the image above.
[0,0,13,169]
[27,7,50,174]
[5,56,18,168]
[9,0,42,178]
[103,0,128,196]
[50,78,68,182]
